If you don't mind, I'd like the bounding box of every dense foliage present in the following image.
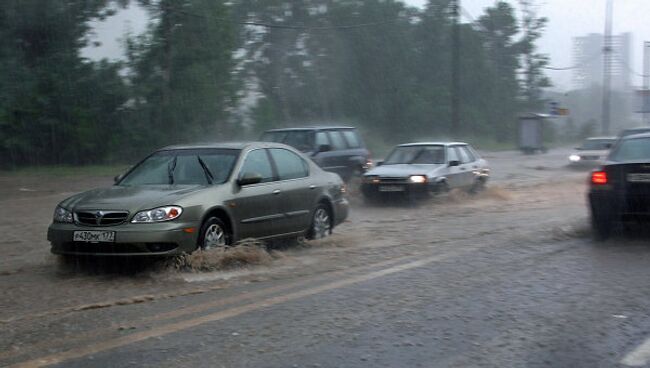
[0,0,549,167]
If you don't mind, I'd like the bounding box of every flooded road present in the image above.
[3,148,650,367]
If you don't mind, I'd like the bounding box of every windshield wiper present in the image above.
[168,156,177,184]
[196,155,214,184]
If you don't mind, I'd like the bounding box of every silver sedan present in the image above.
[360,142,490,201]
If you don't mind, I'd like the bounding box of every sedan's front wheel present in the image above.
[307,204,332,240]
[198,217,231,250]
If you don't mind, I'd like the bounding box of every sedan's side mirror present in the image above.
[237,172,263,186]
[448,160,460,167]
[317,144,332,153]
[114,174,124,183]
[376,160,384,166]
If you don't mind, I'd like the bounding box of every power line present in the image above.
[161,5,398,31]
[542,50,603,71]
[612,52,650,78]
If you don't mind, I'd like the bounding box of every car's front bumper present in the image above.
[48,221,200,256]
[361,182,436,198]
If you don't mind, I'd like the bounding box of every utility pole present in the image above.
[641,41,650,125]
[450,0,461,136]
[601,0,613,135]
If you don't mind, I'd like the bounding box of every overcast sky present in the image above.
[84,0,650,91]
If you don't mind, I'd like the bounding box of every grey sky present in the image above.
[83,1,650,91]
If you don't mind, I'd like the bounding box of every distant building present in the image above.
[572,32,632,91]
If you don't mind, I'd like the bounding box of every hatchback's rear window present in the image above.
[609,137,650,162]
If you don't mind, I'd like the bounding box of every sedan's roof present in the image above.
[622,132,650,140]
[158,141,290,151]
[264,126,356,132]
[398,142,468,147]
[586,136,617,141]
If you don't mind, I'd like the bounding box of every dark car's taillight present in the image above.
[591,171,608,185]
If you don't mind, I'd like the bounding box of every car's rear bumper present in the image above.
[48,221,200,256]
[589,190,650,220]
[333,197,349,226]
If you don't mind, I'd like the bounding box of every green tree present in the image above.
[125,0,236,153]
[0,0,129,166]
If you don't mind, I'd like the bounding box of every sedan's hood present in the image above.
[60,185,205,212]
[573,149,608,157]
[366,164,444,178]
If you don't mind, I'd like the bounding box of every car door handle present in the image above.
[460,167,466,171]
[272,189,281,195]
[309,185,316,190]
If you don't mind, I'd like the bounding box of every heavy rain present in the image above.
[3,1,650,367]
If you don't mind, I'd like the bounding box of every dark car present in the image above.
[589,133,650,239]
[260,126,371,181]
[48,142,348,256]
[618,127,650,138]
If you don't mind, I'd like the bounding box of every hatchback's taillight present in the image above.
[591,171,608,185]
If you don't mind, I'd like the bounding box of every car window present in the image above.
[315,131,329,147]
[327,131,347,150]
[260,131,314,152]
[447,146,460,163]
[269,148,309,180]
[342,130,362,148]
[582,139,614,150]
[119,149,239,186]
[411,147,445,164]
[458,146,474,163]
[239,149,274,183]
[609,137,650,162]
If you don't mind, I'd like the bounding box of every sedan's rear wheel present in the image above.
[199,217,231,250]
[307,204,332,240]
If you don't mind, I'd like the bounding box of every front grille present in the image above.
[378,177,407,184]
[75,211,129,226]
[580,155,599,160]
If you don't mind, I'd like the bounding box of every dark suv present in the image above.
[261,126,371,181]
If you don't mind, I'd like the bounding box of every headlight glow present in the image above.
[53,206,73,223]
[131,206,183,223]
[569,154,581,162]
[409,175,428,184]
[363,175,380,183]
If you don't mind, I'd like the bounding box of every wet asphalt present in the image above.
[4,148,650,368]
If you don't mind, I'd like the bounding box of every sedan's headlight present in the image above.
[569,154,581,162]
[409,175,428,184]
[131,206,183,223]
[53,206,73,223]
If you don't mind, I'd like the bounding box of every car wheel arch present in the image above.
[313,196,334,221]
[199,206,236,243]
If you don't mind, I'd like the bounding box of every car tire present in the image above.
[469,178,486,194]
[591,206,612,240]
[307,204,332,240]
[198,217,231,250]
[436,181,450,194]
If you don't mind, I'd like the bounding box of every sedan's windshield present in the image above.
[608,138,650,162]
[384,146,445,165]
[260,131,314,152]
[119,149,240,186]
[582,139,614,150]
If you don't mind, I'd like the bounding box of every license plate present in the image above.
[73,231,115,243]
[628,173,650,183]
[379,185,405,192]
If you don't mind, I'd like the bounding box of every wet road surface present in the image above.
[3,148,650,367]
